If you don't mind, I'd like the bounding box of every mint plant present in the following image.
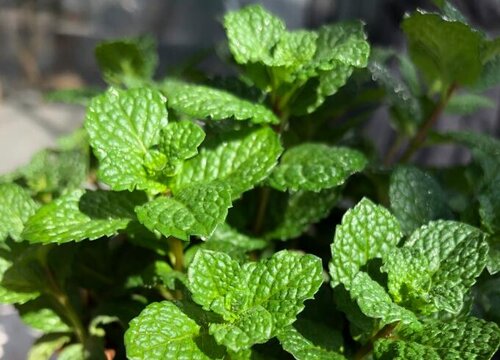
[1,2,500,359]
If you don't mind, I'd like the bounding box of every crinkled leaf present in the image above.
[329,198,402,288]
[23,189,144,243]
[0,183,38,241]
[84,87,169,193]
[224,5,285,65]
[265,188,340,241]
[403,220,489,314]
[95,36,157,86]
[135,182,232,241]
[27,334,71,360]
[158,120,205,176]
[269,144,366,192]
[125,301,211,360]
[389,166,451,234]
[374,318,500,360]
[350,272,418,326]
[161,80,279,124]
[402,12,484,87]
[277,325,346,360]
[173,127,282,198]
[188,250,323,351]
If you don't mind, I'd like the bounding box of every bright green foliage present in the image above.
[268,144,367,192]
[224,4,286,65]
[95,36,157,86]
[158,120,205,176]
[374,318,500,359]
[329,198,402,288]
[0,183,38,241]
[265,188,340,241]
[188,250,323,351]
[125,301,211,360]
[85,87,169,193]
[402,12,484,88]
[0,256,39,304]
[161,79,279,124]
[389,166,450,234]
[350,272,418,326]
[135,182,232,241]
[173,127,282,198]
[393,221,489,314]
[23,190,144,243]
[277,325,346,360]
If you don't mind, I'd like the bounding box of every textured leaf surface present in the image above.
[389,166,450,234]
[95,36,157,86]
[402,12,484,86]
[159,120,205,176]
[265,189,340,241]
[0,183,38,241]
[374,318,500,360]
[224,5,285,65]
[329,198,402,288]
[278,326,346,360]
[174,127,282,198]
[125,301,209,360]
[23,190,143,243]
[136,182,232,241]
[84,87,169,193]
[188,250,323,351]
[402,221,489,314]
[161,80,278,124]
[350,272,418,326]
[269,144,367,192]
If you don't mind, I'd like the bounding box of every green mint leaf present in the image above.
[446,93,495,115]
[402,12,484,87]
[350,272,418,326]
[173,127,282,198]
[85,87,169,193]
[27,334,71,360]
[124,301,211,360]
[188,250,323,351]
[0,256,39,304]
[329,198,402,288]
[159,120,205,176]
[161,79,279,124]
[265,189,340,241]
[23,189,144,243]
[402,220,489,314]
[57,344,84,360]
[374,317,500,360]
[479,175,500,234]
[268,144,367,192]
[0,183,38,241]
[389,166,450,234]
[95,36,157,86]
[224,5,285,65]
[17,297,70,332]
[135,182,232,241]
[277,325,346,360]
